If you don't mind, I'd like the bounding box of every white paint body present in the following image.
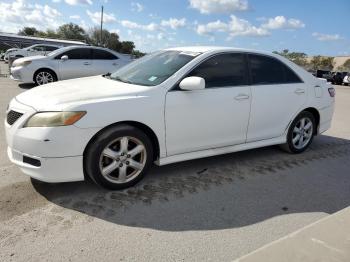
[5,47,335,183]
[10,46,132,84]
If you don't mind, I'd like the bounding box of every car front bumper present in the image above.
[7,147,84,183]
[10,66,34,83]
[5,98,101,183]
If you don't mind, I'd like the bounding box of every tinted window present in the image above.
[32,46,44,51]
[56,48,92,59]
[283,64,302,83]
[93,49,118,60]
[249,54,302,85]
[187,53,248,88]
[45,46,59,51]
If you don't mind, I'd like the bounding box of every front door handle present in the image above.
[234,94,250,100]
[112,62,118,66]
[83,62,90,65]
[294,88,305,94]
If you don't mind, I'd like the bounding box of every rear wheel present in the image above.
[281,111,316,153]
[34,69,57,86]
[84,125,153,190]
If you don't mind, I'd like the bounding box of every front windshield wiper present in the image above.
[112,76,132,84]
[103,72,112,79]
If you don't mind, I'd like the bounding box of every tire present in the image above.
[84,125,153,190]
[281,111,316,153]
[34,69,57,86]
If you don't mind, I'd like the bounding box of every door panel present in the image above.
[246,54,307,142]
[91,49,120,75]
[57,48,92,80]
[165,87,251,156]
[247,83,306,142]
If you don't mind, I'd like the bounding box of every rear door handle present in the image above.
[83,62,91,65]
[294,88,305,94]
[234,94,250,100]
[112,62,118,66]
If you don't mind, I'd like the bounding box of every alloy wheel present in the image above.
[36,71,54,85]
[292,117,313,149]
[99,136,147,184]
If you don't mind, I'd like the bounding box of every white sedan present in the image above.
[10,45,132,85]
[5,46,335,189]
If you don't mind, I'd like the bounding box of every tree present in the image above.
[309,56,334,71]
[120,41,135,54]
[57,23,87,41]
[132,50,145,58]
[18,27,39,36]
[337,59,350,71]
[273,49,308,67]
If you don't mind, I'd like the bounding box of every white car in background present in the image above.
[5,47,335,190]
[10,45,132,85]
[8,44,61,59]
[4,48,20,63]
[343,73,350,86]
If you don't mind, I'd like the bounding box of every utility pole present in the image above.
[100,5,104,46]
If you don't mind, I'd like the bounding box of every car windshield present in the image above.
[109,50,201,86]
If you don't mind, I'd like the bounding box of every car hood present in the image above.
[15,75,151,111]
[13,55,47,64]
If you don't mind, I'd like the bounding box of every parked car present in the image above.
[4,48,20,63]
[331,72,347,85]
[10,46,132,85]
[316,70,333,82]
[5,47,335,189]
[7,44,61,59]
[343,73,350,86]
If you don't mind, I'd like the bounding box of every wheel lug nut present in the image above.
[126,161,129,165]
[127,154,131,158]
[121,153,125,156]
[119,163,123,167]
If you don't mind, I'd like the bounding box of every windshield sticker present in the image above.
[148,76,158,82]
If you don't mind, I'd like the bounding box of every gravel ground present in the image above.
[1,64,350,262]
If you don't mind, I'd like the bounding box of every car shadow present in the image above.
[32,134,350,231]
[18,83,36,89]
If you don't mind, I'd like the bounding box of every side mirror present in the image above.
[179,76,205,91]
[61,55,68,61]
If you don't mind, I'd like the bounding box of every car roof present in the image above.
[165,46,273,56]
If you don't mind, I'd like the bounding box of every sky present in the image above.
[0,0,349,56]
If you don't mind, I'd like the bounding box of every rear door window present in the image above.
[92,49,118,60]
[248,54,302,85]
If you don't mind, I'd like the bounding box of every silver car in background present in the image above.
[10,46,132,85]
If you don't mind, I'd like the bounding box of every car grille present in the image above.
[7,110,23,125]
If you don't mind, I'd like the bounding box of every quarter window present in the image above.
[92,49,118,60]
[249,54,302,85]
[187,53,248,88]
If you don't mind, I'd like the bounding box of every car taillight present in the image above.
[328,87,335,97]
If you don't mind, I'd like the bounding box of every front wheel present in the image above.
[282,111,316,153]
[84,125,153,190]
[34,69,57,86]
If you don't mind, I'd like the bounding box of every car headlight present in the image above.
[14,60,32,67]
[24,111,86,127]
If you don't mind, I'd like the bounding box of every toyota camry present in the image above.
[5,47,335,189]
